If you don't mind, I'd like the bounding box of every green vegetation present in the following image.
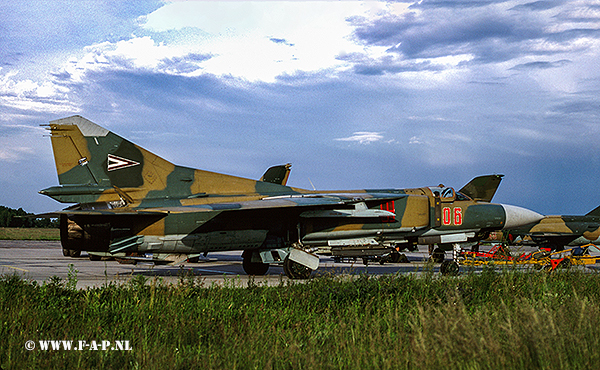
[0,227,60,240]
[0,205,58,228]
[0,205,59,239]
[2,268,600,369]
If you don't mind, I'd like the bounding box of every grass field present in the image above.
[0,227,59,240]
[2,268,600,369]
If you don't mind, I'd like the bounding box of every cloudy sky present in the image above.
[1,0,600,215]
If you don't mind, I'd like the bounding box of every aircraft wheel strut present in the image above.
[431,248,445,263]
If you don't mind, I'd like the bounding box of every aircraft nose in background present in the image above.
[501,204,544,229]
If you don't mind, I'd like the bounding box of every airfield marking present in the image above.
[190,268,237,275]
[1,265,29,272]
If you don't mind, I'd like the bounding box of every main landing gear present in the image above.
[282,256,312,279]
[241,250,270,276]
[62,248,81,258]
[440,260,460,275]
[429,244,461,276]
[241,246,316,280]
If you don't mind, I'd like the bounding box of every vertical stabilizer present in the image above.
[47,115,173,191]
[459,174,504,202]
[260,163,292,185]
[586,205,600,217]
[43,116,293,204]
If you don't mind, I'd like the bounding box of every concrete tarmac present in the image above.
[0,240,438,288]
[1,240,599,289]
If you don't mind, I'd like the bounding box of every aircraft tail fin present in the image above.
[45,116,111,186]
[586,205,600,217]
[459,174,504,202]
[42,115,290,204]
[44,115,174,193]
[260,163,291,185]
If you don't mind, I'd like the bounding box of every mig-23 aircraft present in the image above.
[504,205,600,250]
[38,116,543,278]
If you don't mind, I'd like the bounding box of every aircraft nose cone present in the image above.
[501,204,544,229]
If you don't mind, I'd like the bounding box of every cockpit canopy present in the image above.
[429,186,471,202]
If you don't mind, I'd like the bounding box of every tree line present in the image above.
[0,206,58,228]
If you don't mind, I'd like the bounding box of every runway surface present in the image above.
[1,240,599,289]
[0,240,439,288]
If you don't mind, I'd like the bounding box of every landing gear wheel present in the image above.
[440,260,459,275]
[283,256,312,279]
[68,249,81,258]
[431,248,445,264]
[242,252,269,275]
[89,254,101,261]
[397,253,409,263]
[389,251,401,263]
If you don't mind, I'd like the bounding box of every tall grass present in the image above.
[2,268,600,369]
[0,227,59,240]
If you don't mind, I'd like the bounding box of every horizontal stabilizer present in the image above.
[34,209,166,217]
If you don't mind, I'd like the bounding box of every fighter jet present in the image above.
[505,205,600,250]
[38,116,543,278]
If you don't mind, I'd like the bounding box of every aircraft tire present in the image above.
[242,254,269,276]
[440,260,459,275]
[283,256,312,279]
[89,254,101,261]
[68,249,81,258]
[390,252,409,263]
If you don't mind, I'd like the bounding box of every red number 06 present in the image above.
[442,207,463,225]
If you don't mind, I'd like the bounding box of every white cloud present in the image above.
[0,70,76,116]
[335,132,384,144]
[139,1,387,82]
[409,136,424,144]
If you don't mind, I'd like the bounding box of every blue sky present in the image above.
[1,0,600,215]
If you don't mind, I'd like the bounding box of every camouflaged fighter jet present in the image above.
[38,116,543,278]
[504,205,600,250]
